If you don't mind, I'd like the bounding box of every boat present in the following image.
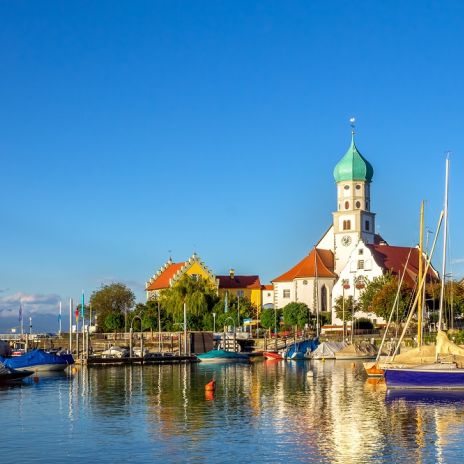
[263,351,284,360]
[385,157,464,390]
[283,339,319,360]
[0,362,33,384]
[197,349,249,363]
[101,346,129,358]
[310,341,346,360]
[334,342,377,360]
[0,349,74,372]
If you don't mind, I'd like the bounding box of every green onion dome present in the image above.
[333,135,374,183]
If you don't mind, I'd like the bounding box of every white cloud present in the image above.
[0,292,60,318]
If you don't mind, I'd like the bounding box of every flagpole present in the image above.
[59,300,62,336]
[81,291,85,360]
[69,298,73,354]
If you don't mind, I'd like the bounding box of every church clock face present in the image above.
[341,235,352,246]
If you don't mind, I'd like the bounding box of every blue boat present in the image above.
[0,349,74,372]
[384,364,464,390]
[283,339,319,360]
[197,349,249,363]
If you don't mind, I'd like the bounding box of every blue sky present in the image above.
[1,1,463,328]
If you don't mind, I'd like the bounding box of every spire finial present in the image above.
[349,116,356,137]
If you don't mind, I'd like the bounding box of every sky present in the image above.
[1,1,464,331]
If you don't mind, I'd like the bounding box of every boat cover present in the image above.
[311,341,347,359]
[0,349,74,369]
[284,339,319,359]
[335,342,377,358]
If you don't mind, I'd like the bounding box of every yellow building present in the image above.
[216,269,262,311]
[145,253,217,300]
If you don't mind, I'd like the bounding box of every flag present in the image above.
[75,308,79,321]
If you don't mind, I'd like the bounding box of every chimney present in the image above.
[229,269,235,280]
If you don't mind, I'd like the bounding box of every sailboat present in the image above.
[385,157,464,389]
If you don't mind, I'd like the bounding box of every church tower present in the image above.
[332,128,375,274]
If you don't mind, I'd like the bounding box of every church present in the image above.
[272,129,437,325]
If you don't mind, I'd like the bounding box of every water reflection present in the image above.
[2,360,464,463]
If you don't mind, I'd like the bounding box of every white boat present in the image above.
[310,341,347,360]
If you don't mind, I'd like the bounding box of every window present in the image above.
[366,201,369,210]
[357,260,364,270]
[344,185,350,190]
[303,280,308,285]
[356,184,361,190]
[365,220,370,231]
[283,289,290,298]
[356,201,361,208]
[358,248,364,255]
[190,274,199,281]
[345,201,350,210]
[343,220,351,230]
[267,292,271,297]
[321,285,328,312]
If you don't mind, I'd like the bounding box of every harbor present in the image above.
[3,359,464,463]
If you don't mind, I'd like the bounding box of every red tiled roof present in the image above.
[272,248,336,282]
[146,262,186,291]
[217,275,261,290]
[262,284,274,291]
[367,245,438,287]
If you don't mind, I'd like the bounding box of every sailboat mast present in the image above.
[438,157,450,331]
[417,201,424,346]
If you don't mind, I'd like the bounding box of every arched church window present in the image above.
[343,220,351,230]
[356,201,361,209]
[321,285,328,312]
[345,201,349,210]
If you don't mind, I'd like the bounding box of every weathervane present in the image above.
[349,116,356,135]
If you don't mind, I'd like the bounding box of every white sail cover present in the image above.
[311,342,347,359]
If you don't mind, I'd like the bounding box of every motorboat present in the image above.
[197,349,249,363]
[0,361,33,383]
[0,349,74,372]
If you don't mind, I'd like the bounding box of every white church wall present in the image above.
[331,241,386,325]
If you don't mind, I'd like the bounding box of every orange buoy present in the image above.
[205,379,216,392]
[205,390,215,401]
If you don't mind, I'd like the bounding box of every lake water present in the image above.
[1,360,464,463]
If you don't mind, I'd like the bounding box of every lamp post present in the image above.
[129,315,143,359]
[212,312,216,333]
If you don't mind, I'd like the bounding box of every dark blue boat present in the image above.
[385,365,464,390]
[0,349,74,372]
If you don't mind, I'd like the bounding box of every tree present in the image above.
[90,283,136,332]
[260,308,278,330]
[105,312,124,333]
[334,295,359,322]
[282,302,310,329]
[358,273,411,322]
[159,275,219,325]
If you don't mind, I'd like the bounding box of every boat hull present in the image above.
[263,352,283,360]
[197,350,249,363]
[385,367,464,389]
[14,363,70,372]
[0,370,33,384]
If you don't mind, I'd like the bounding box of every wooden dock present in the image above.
[77,354,199,366]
